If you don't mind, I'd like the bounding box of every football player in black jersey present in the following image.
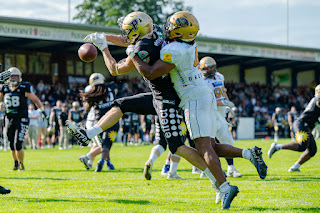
[272,107,286,142]
[268,85,320,172]
[49,100,62,148]
[79,73,119,172]
[68,101,84,147]
[0,67,47,171]
[0,65,11,194]
[287,105,299,142]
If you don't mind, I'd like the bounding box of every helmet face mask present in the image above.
[8,67,22,89]
[199,57,217,77]
[165,11,199,42]
[119,12,153,44]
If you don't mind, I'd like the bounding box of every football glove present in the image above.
[221,100,235,108]
[83,32,108,51]
[126,45,136,58]
[0,70,11,83]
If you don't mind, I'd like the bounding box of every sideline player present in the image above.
[287,105,299,142]
[0,65,12,194]
[0,67,47,171]
[199,56,242,178]
[268,85,320,172]
[272,107,286,142]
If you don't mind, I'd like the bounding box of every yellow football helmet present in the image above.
[89,73,105,86]
[118,12,153,44]
[315,84,320,96]
[165,11,199,42]
[199,56,217,77]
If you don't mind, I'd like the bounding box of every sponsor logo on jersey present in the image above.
[162,54,172,62]
[295,130,309,143]
[212,81,223,87]
[108,130,118,142]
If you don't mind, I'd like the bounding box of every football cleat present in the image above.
[288,167,300,172]
[143,160,152,180]
[200,172,207,178]
[19,162,25,171]
[192,166,201,174]
[268,142,278,158]
[167,172,182,180]
[227,166,243,178]
[0,186,11,194]
[79,155,92,170]
[221,185,239,209]
[161,164,170,175]
[106,160,115,170]
[249,146,267,179]
[95,162,104,172]
[66,120,90,146]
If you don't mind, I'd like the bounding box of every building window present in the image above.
[16,54,27,73]
[67,60,74,75]
[75,61,83,75]
[4,54,16,70]
[85,63,92,75]
[28,55,50,74]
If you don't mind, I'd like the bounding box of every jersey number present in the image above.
[214,87,227,99]
[193,47,199,67]
[4,96,20,107]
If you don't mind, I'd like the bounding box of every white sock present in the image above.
[87,125,103,139]
[242,149,251,160]
[165,159,170,165]
[275,144,282,150]
[219,181,231,193]
[203,168,219,186]
[169,161,179,174]
[86,153,92,159]
[149,145,165,164]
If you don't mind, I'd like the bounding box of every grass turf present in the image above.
[0,139,319,212]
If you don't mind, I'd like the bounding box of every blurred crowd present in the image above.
[0,78,315,151]
[226,82,313,137]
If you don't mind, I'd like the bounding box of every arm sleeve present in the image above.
[160,45,181,64]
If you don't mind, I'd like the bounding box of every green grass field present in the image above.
[0,139,319,212]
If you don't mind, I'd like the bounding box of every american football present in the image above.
[78,43,98,63]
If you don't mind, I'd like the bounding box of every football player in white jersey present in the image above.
[129,11,268,209]
[199,56,242,178]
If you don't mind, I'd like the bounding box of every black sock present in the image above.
[226,158,234,166]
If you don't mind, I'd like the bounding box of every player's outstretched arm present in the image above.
[130,57,175,80]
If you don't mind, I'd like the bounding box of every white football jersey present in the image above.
[160,41,213,107]
[204,72,227,115]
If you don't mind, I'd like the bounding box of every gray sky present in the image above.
[1,0,319,49]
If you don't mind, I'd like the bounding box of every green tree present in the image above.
[73,0,192,26]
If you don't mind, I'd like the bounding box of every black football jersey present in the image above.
[132,113,140,126]
[288,111,298,124]
[70,109,82,123]
[0,82,32,118]
[58,112,68,127]
[134,25,180,104]
[87,84,116,121]
[297,95,320,129]
[273,113,285,126]
[53,107,62,124]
